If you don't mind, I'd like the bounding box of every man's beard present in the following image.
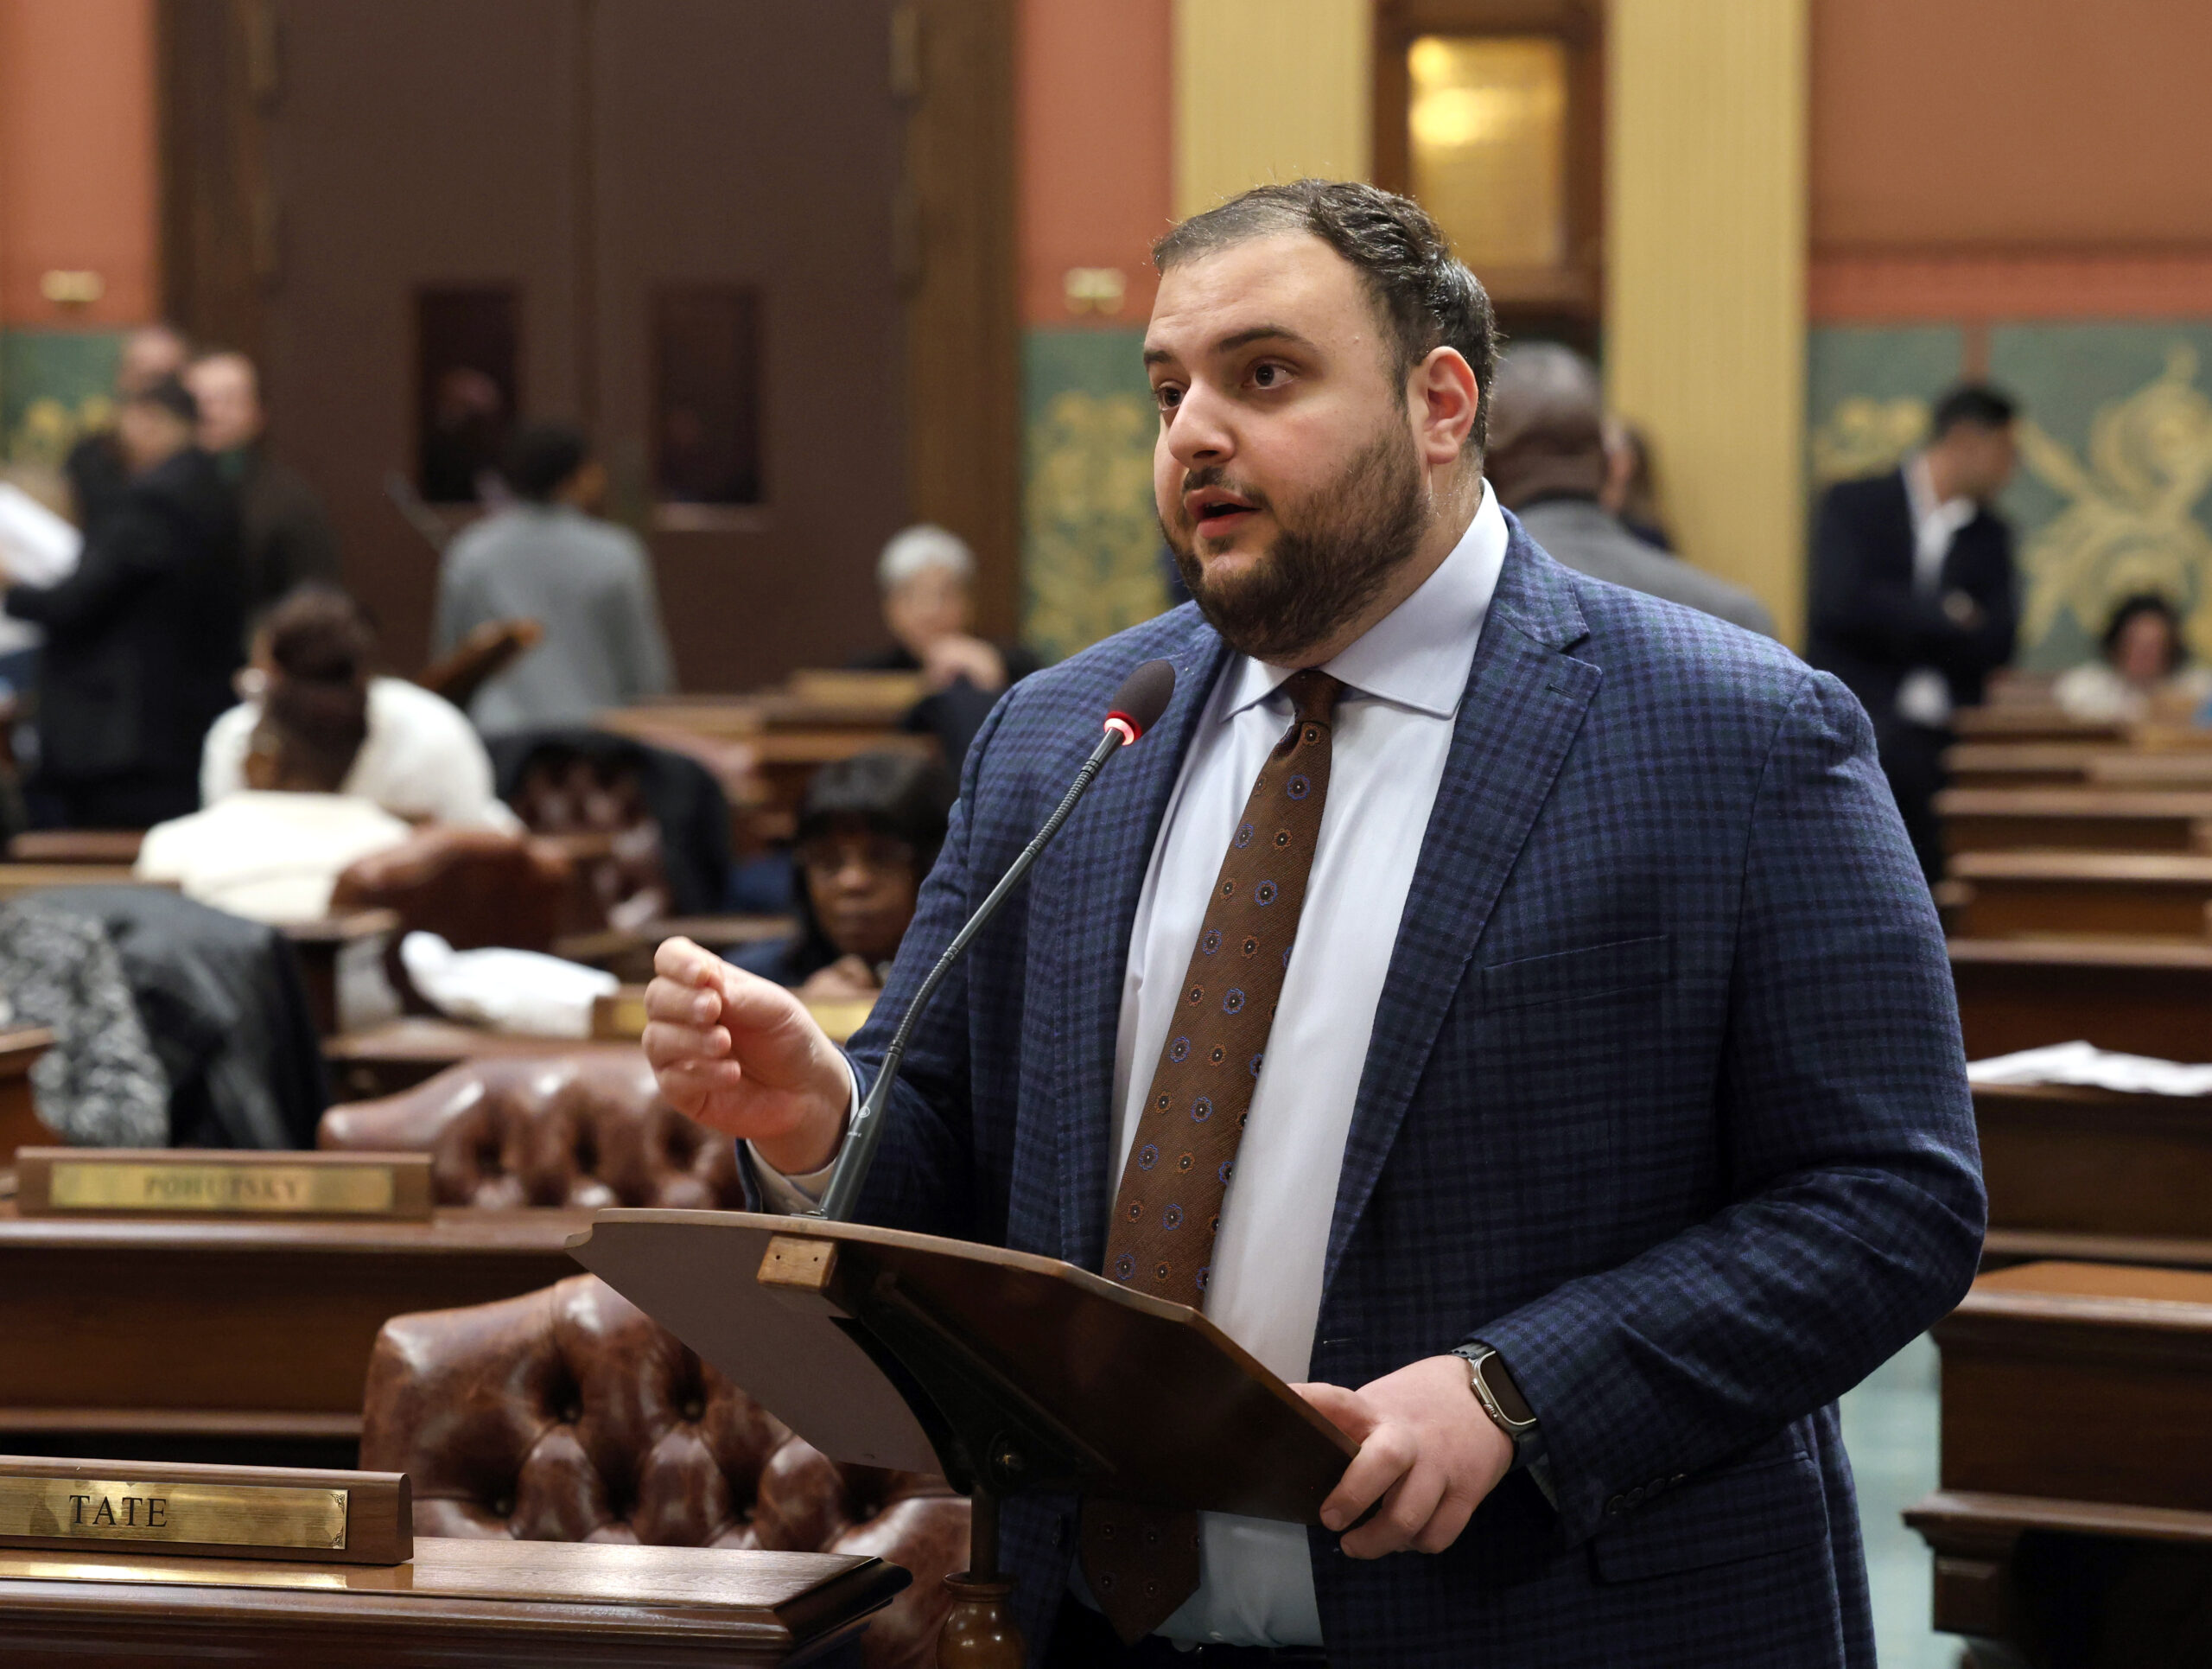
[1164,426,1430,665]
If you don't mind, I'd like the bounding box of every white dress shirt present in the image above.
[1100,483,1507,1646]
[758,484,1508,1647]
[200,676,520,830]
[1894,454,1977,729]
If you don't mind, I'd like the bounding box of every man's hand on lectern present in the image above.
[643,937,854,1175]
[1294,1355,1515,1559]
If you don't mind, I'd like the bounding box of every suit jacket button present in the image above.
[1605,1494,1624,1515]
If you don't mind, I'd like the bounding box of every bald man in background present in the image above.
[187,350,340,615]
[1486,345,1775,638]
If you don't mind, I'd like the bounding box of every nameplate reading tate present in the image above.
[0,1477,347,1551]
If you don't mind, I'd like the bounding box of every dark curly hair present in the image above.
[2101,591,2187,674]
[254,585,375,791]
[1153,179,1500,452]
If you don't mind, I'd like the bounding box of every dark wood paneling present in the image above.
[900,0,1021,643]
[157,0,273,359]
[257,0,588,671]
[162,0,1014,685]
[591,0,911,688]
[0,1206,591,1466]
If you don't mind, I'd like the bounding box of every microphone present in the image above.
[812,659,1177,1222]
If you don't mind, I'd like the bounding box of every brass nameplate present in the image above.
[43,1160,395,1216]
[0,1477,347,1551]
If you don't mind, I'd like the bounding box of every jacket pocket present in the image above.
[1478,933,1672,1014]
[1587,1447,1828,1583]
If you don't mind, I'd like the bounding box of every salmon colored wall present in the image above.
[0,0,159,327]
[1809,0,2212,319]
[1017,0,1173,328]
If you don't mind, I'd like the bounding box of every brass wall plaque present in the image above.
[0,1477,347,1551]
[44,1161,395,1216]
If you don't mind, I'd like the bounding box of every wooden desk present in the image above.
[0,1536,900,1666]
[324,1019,641,1101]
[1937,787,2212,856]
[1950,708,2126,744]
[1942,742,2107,790]
[1905,1490,2212,1668]
[1948,851,2212,939]
[4,831,145,865]
[556,912,794,983]
[0,1028,55,1163]
[1976,1083,2212,1270]
[1949,937,2212,1060]
[0,1204,592,1468]
[2091,751,2212,790]
[1908,1262,2212,1666]
[0,866,166,901]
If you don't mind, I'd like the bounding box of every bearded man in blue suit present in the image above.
[645,181,1984,1667]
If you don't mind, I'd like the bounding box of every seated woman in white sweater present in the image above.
[140,589,416,922]
[200,590,518,830]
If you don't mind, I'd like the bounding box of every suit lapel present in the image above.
[1046,617,1233,1271]
[1324,529,1599,1290]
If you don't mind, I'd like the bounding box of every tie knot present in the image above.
[1282,669,1344,727]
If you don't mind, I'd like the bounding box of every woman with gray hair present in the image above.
[851,523,1039,768]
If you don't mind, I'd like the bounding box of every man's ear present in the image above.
[1410,347,1480,471]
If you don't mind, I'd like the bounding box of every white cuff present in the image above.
[745,1056,859,1213]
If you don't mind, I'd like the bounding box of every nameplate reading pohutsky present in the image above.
[10,1148,435,1220]
[0,1476,346,1551]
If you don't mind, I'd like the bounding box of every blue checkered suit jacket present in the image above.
[837,520,1985,1666]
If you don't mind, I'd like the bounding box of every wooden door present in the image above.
[163,0,1011,687]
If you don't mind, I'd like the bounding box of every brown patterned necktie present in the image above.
[1080,667,1345,1644]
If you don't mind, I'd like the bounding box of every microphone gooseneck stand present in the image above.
[810,658,1177,1224]
[811,724,1123,1221]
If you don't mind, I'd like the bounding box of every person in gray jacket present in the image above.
[434,423,675,735]
[1486,345,1776,639]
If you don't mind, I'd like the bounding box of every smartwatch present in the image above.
[1453,1343,1541,1468]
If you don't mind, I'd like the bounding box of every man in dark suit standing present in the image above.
[3,378,245,827]
[644,182,1982,1666]
[185,350,340,617]
[1808,385,2021,880]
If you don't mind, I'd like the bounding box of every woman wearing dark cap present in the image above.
[734,749,956,1001]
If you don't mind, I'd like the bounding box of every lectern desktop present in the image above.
[569,1209,1359,1665]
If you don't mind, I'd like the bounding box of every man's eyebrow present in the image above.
[1216,324,1315,354]
[1142,324,1318,369]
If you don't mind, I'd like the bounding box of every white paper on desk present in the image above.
[399,931,618,1038]
[1967,1039,2212,1097]
[0,482,82,658]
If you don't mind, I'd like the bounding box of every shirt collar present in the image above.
[1217,478,1508,724]
[1904,452,1975,540]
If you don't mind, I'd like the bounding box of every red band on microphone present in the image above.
[1103,714,1140,745]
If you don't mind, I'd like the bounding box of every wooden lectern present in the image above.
[569,1209,1358,1666]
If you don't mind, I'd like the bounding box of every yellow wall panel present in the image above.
[1606,0,1808,641]
[1173,0,1371,220]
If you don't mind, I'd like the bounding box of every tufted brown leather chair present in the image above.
[317,1054,744,1210]
[360,1274,969,1669]
[331,825,577,956]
